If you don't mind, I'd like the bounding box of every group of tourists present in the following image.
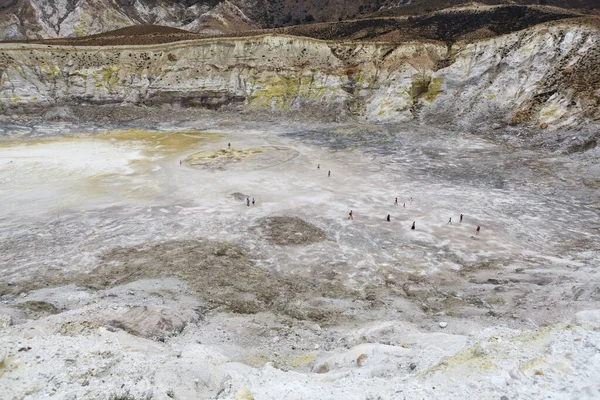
[350,198,481,234]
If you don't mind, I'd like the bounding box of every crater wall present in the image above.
[0,21,598,130]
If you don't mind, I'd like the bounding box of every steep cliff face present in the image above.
[422,22,600,130]
[0,20,598,130]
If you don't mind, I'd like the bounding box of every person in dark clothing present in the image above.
[411,221,415,230]
[252,198,255,205]
[348,210,353,220]
[317,164,320,170]
[476,225,481,234]
[228,143,231,148]
[460,214,463,223]
[246,198,250,207]
[386,214,391,222]
[394,198,398,206]
[328,170,331,177]
[448,217,452,224]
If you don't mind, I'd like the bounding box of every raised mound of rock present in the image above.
[253,216,326,245]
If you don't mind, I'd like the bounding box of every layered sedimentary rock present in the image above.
[0,19,598,129]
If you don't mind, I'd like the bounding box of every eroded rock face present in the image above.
[0,21,598,129]
[106,305,198,339]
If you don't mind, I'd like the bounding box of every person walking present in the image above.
[348,210,353,220]
[328,170,331,177]
[394,198,398,206]
[403,203,405,208]
[246,198,250,207]
[386,214,391,222]
[252,198,255,205]
[317,164,320,170]
[460,214,463,223]
[228,143,231,148]
[411,221,415,230]
[409,197,413,205]
[476,225,481,234]
[448,217,452,224]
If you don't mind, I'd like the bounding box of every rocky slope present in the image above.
[0,0,259,40]
[2,0,599,41]
[0,17,598,131]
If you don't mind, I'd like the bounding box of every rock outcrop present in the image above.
[0,19,598,129]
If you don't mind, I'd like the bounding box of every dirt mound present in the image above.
[253,217,327,245]
[230,192,251,201]
[186,148,266,169]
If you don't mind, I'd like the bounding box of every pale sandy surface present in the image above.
[0,119,599,399]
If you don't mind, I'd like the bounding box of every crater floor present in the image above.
[0,118,598,399]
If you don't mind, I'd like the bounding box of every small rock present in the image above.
[473,345,488,357]
[235,387,254,400]
[540,122,548,129]
[515,268,525,273]
[439,322,448,328]
[166,389,175,398]
[314,362,329,374]
[17,346,31,352]
[7,282,17,286]
[409,363,417,371]
[356,354,368,367]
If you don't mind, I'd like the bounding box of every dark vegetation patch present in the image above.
[280,6,576,43]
